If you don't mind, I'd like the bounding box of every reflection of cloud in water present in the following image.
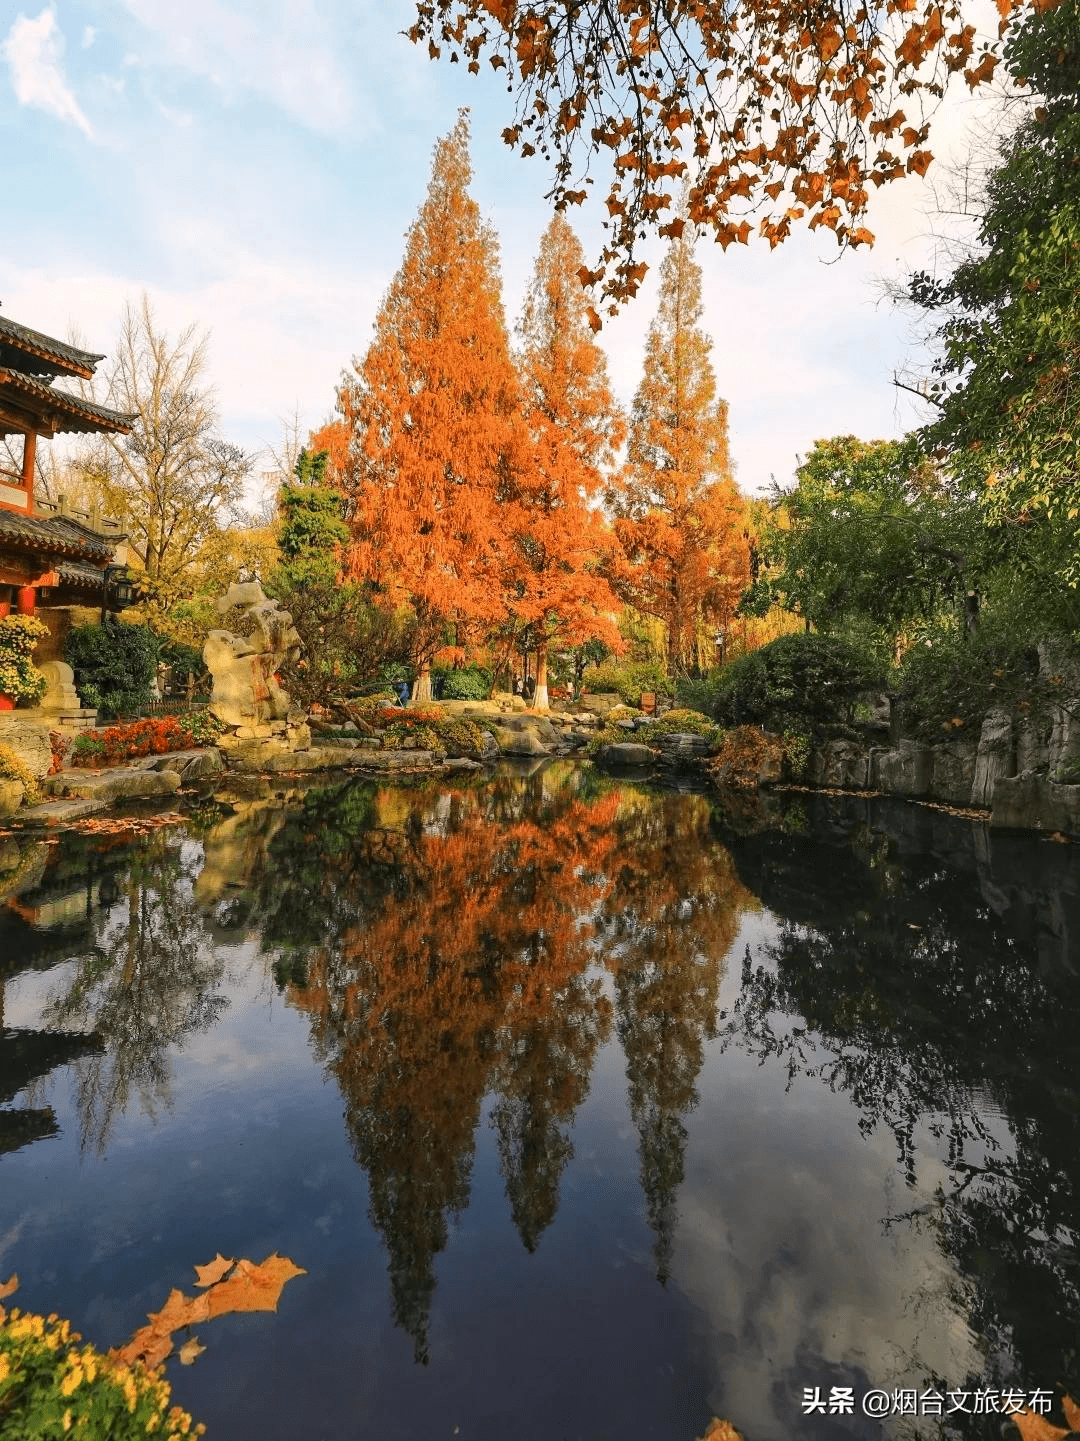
[675,1073,985,1439]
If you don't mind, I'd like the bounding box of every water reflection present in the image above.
[721,798,1080,1419]
[0,774,1078,1435]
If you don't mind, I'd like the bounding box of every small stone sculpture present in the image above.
[203,582,304,736]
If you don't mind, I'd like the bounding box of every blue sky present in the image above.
[0,2,998,497]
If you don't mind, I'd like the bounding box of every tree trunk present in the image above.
[412,663,433,703]
[534,638,550,711]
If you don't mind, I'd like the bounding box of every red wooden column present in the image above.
[16,586,36,616]
[20,428,36,508]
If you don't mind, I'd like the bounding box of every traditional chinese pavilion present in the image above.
[0,309,132,619]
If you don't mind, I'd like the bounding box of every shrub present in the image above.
[896,621,1042,741]
[432,717,487,757]
[705,633,888,733]
[0,616,48,706]
[0,744,40,804]
[580,661,670,706]
[377,705,442,727]
[636,708,720,743]
[432,665,491,700]
[65,620,159,717]
[48,730,70,776]
[383,721,440,750]
[709,726,789,789]
[0,1305,202,1440]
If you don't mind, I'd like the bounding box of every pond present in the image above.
[1,763,1078,1440]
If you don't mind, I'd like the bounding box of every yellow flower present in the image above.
[60,1364,84,1396]
[63,1408,73,1432]
[0,1353,10,1384]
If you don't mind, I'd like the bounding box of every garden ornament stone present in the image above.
[203,583,303,730]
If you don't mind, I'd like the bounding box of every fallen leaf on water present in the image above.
[0,1274,18,1301]
[113,1253,305,1370]
[178,1337,206,1366]
[1063,1396,1080,1430]
[699,1422,744,1441]
[203,1254,306,1319]
[1011,1411,1071,1441]
[193,1253,235,1288]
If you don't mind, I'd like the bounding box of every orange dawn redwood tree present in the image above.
[508,214,627,710]
[338,112,519,701]
[609,228,750,677]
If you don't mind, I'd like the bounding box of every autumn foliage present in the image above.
[506,213,627,707]
[609,229,750,676]
[409,0,1056,307]
[339,113,520,700]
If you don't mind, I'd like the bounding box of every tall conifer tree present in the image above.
[340,112,519,700]
[509,214,625,709]
[610,231,749,676]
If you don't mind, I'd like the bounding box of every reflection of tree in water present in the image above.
[491,968,612,1254]
[724,818,1080,1405]
[602,794,750,1281]
[286,770,621,1360]
[44,833,227,1154]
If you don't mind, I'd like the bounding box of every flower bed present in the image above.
[69,713,225,768]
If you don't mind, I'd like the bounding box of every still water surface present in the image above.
[0,763,1078,1439]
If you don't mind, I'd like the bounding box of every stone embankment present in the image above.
[802,695,1080,835]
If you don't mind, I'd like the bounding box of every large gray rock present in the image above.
[579,691,622,715]
[478,731,500,760]
[490,725,550,756]
[53,768,181,802]
[807,739,871,790]
[0,779,24,816]
[992,775,1080,835]
[872,741,932,798]
[971,709,1015,807]
[0,715,52,780]
[656,732,713,768]
[928,741,978,806]
[498,714,560,745]
[595,742,656,767]
[147,747,226,783]
[1017,712,1053,775]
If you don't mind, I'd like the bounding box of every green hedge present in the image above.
[580,661,670,706]
[65,620,159,718]
[702,632,887,732]
[432,665,492,700]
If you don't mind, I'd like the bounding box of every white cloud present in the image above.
[115,0,367,135]
[82,25,95,48]
[2,8,93,137]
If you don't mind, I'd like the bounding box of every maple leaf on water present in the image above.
[1012,1398,1080,1441]
[193,1253,235,1288]
[114,1254,306,1370]
[0,1274,18,1302]
[698,1421,744,1441]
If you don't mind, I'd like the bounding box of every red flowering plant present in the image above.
[69,712,225,768]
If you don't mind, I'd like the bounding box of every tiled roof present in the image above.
[0,509,117,563]
[0,368,133,435]
[56,559,108,591]
[0,314,104,380]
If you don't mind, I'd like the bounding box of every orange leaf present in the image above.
[0,1274,18,1301]
[178,1337,206,1366]
[193,1254,235,1289]
[699,1422,745,1441]
[202,1254,306,1319]
[1011,1412,1070,1441]
[1063,1396,1080,1430]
